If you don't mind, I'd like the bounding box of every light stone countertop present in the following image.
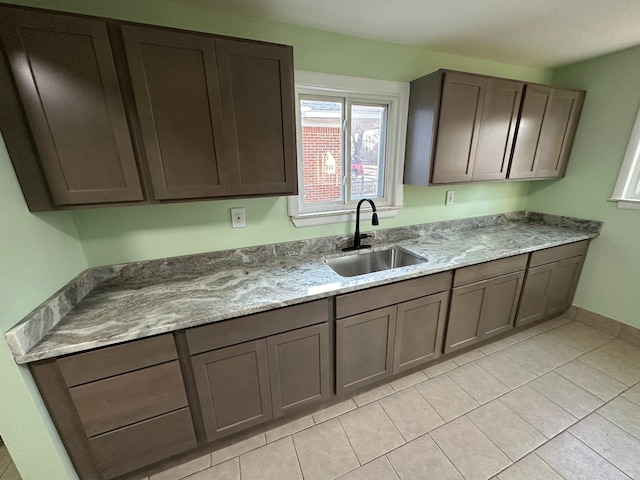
[5,212,601,364]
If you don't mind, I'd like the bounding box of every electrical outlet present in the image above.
[445,190,455,206]
[230,207,246,228]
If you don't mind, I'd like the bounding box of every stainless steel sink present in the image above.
[325,247,428,277]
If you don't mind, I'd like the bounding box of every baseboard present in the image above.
[573,306,640,347]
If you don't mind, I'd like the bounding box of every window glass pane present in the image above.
[350,104,387,201]
[300,98,344,205]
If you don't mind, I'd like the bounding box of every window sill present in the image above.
[609,197,640,210]
[290,207,400,227]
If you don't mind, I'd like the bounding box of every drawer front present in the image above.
[90,407,197,480]
[529,240,589,267]
[70,360,188,437]
[336,271,452,319]
[453,254,527,287]
[58,334,177,387]
[186,299,329,355]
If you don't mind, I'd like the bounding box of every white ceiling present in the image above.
[173,0,640,67]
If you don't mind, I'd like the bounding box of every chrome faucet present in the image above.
[343,198,379,251]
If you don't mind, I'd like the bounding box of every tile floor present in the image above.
[0,444,21,480]
[143,314,640,480]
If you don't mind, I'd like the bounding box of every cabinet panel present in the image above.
[515,264,553,326]
[545,256,583,317]
[216,38,297,195]
[481,271,524,337]
[393,292,448,374]
[432,72,485,183]
[530,240,589,267]
[444,283,485,353]
[122,25,231,200]
[0,7,143,205]
[336,306,396,394]
[267,323,330,417]
[192,340,272,441]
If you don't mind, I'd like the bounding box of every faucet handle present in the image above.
[359,233,370,240]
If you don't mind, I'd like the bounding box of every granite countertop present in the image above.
[5,212,602,364]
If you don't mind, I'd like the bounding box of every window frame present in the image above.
[611,105,640,209]
[288,71,409,227]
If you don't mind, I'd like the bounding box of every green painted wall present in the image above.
[527,46,640,329]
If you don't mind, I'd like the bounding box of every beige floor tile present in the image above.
[467,399,546,461]
[599,396,640,440]
[575,309,621,337]
[537,432,630,480]
[497,453,563,480]
[543,321,614,352]
[353,384,395,407]
[525,316,570,335]
[150,454,210,480]
[579,349,640,386]
[240,437,302,480]
[430,416,511,480]
[293,418,359,480]
[622,383,640,406]
[500,385,577,438]
[386,434,463,480]
[210,434,266,466]
[452,349,485,366]
[0,463,21,480]
[379,387,444,441]
[414,373,479,422]
[479,336,520,356]
[337,457,399,480]
[338,402,405,464]
[570,414,640,479]
[600,338,640,365]
[475,350,538,389]
[390,371,427,391]
[502,336,573,376]
[423,359,457,378]
[184,458,239,480]
[446,362,509,404]
[529,371,603,419]
[313,399,357,424]
[555,360,627,401]
[266,415,314,443]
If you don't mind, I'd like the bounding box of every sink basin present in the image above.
[325,247,427,277]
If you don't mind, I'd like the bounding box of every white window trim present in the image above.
[610,105,640,209]
[287,71,409,227]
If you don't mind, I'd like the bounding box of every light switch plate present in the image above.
[230,207,246,228]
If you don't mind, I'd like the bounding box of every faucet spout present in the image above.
[343,198,378,251]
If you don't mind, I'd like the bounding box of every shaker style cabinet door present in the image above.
[0,7,143,205]
[216,38,297,196]
[121,25,232,200]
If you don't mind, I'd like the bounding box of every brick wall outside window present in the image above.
[301,126,343,204]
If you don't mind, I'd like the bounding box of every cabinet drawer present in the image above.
[186,299,328,355]
[58,334,177,387]
[90,407,197,480]
[529,240,589,267]
[70,361,188,437]
[453,254,527,287]
[336,271,452,319]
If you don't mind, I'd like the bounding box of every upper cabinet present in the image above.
[404,69,585,186]
[0,5,297,211]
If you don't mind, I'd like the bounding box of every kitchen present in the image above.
[1,0,640,479]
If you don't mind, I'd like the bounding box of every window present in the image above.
[288,71,409,226]
[611,105,640,209]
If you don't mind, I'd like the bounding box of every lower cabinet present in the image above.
[516,241,588,326]
[335,273,451,395]
[444,255,527,354]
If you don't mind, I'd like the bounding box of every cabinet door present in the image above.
[336,306,396,395]
[515,263,554,326]
[444,282,486,354]
[393,292,448,374]
[122,26,232,200]
[481,271,524,338]
[545,256,584,317]
[0,7,143,205]
[432,72,486,183]
[472,79,523,181]
[192,340,272,442]
[267,323,330,418]
[216,38,297,196]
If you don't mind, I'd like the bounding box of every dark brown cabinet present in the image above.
[516,241,588,326]
[445,255,527,354]
[509,85,584,179]
[335,273,451,394]
[0,7,143,206]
